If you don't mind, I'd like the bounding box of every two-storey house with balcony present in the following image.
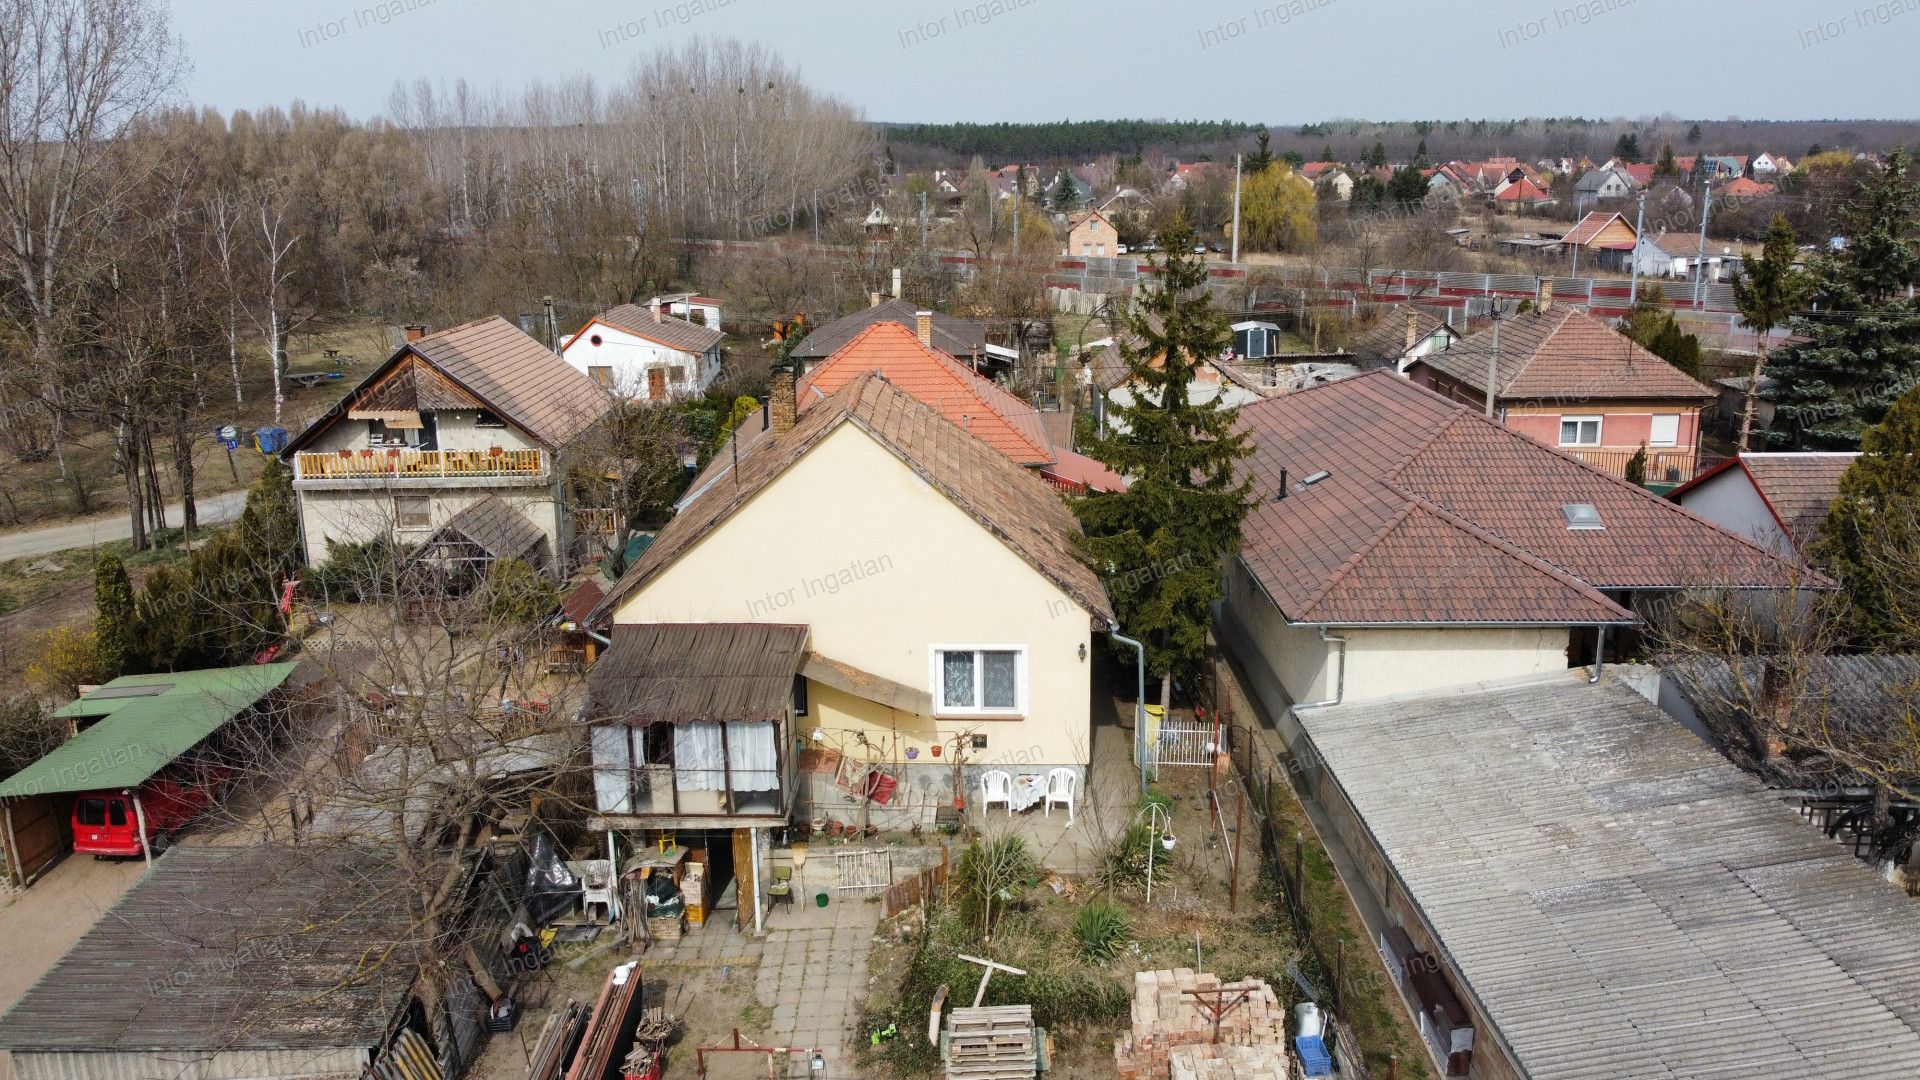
[1403,298,1716,485]
[281,317,612,578]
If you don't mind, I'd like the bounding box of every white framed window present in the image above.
[932,646,1026,717]
[393,495,432,531]
[1648,414,1680,447]
[1559,415,1603,447]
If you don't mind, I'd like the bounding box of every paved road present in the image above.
[0,490,248,562]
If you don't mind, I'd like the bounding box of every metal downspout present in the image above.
[1110,632,1148,797]
[1589,625,1608,684]
[1294,629,1349,710]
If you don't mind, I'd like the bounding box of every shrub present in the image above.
[309,537,408,602]
[1624,444,1649,486]
[957,835,1041,936]
[1073,899,1134,962]
[25,625,106,700]
[481,558,561,626]
[1097,820,1171,891]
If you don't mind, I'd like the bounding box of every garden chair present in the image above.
[1044,768,1077,825]
[981,770,1014,817]
[769,865,794,908]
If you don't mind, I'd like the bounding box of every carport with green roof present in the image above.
[0,663,300,881]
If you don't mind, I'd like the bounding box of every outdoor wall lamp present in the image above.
[1078,642,1088,661]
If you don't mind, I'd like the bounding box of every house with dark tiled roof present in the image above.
[1344,306,1460,372]
[790,297,994,372]
[585,371,1112,861]
[283,317,612,578]
[1404,299,1714,483]
[561,299,725,400]
[1217,370,1809,711]
[1667,452,1858,561]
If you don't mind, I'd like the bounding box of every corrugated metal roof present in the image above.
[1,664,300,798]
[1296,673,1920,1079]
[589,624,808,725]
[0,845,414,1052]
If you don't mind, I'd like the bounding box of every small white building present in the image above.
[562,301,725,400]
[1666,452,1858,560]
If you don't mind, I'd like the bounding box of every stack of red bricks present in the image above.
[1112,969,1290,1080]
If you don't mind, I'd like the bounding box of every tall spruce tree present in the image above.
[1765,150,1920,448]
[1245,130,1274,175]
[1815,384,1920,649]
[1729,214,1812,451]
[1076,218,1256,710]
[93,553,135,679]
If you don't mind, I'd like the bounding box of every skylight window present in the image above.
[1295,470,1331,491]
[1562,503,1604,531]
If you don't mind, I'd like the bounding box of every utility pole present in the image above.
[1628,189,1648,308]
[920,191,929,249]
[1230,153,1244,264]
[1692,175,1714,310]
[542,296,559,355]
[1013,194,1021,257]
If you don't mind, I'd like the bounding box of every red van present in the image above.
[71,763,232,858]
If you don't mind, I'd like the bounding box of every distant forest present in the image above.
[884,116,1920,167]
[880,119,1261,162]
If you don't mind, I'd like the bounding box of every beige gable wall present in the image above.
[613,423,1096,765]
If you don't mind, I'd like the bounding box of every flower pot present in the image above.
[1161,833,1177,851]
[953,794,966,811]
[930,744,942,758]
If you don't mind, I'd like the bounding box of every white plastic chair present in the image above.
[1044,768,1077,824]
[980,770,1014,817]
[567,859,615,924]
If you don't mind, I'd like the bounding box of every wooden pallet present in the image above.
[945,1005,1038,1080]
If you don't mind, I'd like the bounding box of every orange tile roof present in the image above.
[1235,372,1813,626]
[798,322,1055,466]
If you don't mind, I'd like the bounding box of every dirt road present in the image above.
[0,491,248,562]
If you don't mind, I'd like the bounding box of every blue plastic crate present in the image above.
[1295,1034,1333,1078]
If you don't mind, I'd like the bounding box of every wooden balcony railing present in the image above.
[1564,447,1704,485]
[294,448,547,481]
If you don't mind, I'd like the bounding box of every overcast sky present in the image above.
[175,0,1919,124]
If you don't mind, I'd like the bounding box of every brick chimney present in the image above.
[1405,312,1420,352]
[1537,279,1554,311]
[916,311,934,349]
[651,298,664,324]
[770,366,797,437]
[404,324,426,342]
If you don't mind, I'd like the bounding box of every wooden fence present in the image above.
[882,847,952,919]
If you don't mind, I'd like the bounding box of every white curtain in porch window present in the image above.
[673,722,727,791]
[590,725,632,813]
[727,722,779,792]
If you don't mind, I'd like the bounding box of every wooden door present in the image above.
[733,827,757,932]
[646,368,667,399]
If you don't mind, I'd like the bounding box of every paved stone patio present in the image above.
[752,881,884,1065]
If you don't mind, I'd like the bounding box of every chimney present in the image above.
[404,324,426,343]
[1405,312,1420,352]
[892,267,904,299]
[916,311,933,349]
[1537,278,1553,311]
[1759,660,1792,761]
[652,300,664,324]
[770,367,797,437]
[870,291,883,308]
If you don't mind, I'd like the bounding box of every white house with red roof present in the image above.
[1667,452,1858,561]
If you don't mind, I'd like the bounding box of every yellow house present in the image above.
[586,371,1113,848]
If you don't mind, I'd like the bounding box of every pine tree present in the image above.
[93,553,135,679]
[133,565,194,673]
[1319,144,1334,164]
[1624,444,1649,487]
[884,144,897,175]
[1364,141,1388,168]
[1654,143,1680,179]
[1076,217,1257,710]
[1686,123,1704,145]
[1413,139,1430,168]
[1387,166,1429,207]
[1245,130,1273,175]
[238,458,301,577]
[1765,151,1920,448]
[1613,133,1643,163]
[1729,214,1812,451]
[1815,384,1920,648]
[1051,173,1078,212]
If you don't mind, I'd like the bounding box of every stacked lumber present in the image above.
[945,1004,1038,1080]
[1113,970,1289,1080]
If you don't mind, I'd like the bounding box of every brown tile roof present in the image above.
[1671,452,1858,543]
[791,299,986,361]
[1412,306,1713,405]
[589,304,725,354]
[1344,307,1453,369]
[1236,372,1816,626]
[593,372,1113,627]
[559,579,605,625]
[287,317,611,454]
[589,623,808,724]
[798,322,1053,466]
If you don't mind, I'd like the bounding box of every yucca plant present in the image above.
[1074,899,1134,963]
